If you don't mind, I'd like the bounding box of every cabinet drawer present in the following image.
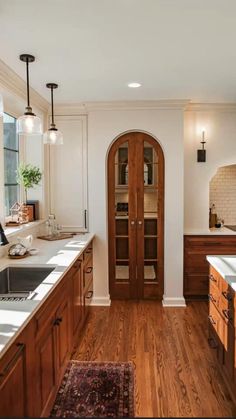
[83,244,93,266]
[209,266,221,291]
[184,273,208,295]
[83,265,93,290]
[185,236,236,249]
[83,280,93,319]
[209,281,220,308]
[209,301,224,342]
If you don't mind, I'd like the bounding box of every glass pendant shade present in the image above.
[17,111,42,135]
[43,128,63,145]
[17,54,42,136]
[44,83,63,145]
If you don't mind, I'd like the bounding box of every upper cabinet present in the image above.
[49,115,88,232]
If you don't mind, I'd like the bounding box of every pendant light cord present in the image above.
[26,58,30,108]
[51,87,54,125]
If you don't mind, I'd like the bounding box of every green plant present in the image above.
[16,163,42,203]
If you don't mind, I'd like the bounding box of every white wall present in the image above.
[88,107,185,306]
[184,107,236,231]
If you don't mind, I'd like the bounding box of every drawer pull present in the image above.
[209,274,217,283]
[85,290,93,299]
[0,343,25,377]
[73,261,81,269]
[54,317,62,326]
[86,248,92,254]
[208,293,216,303]
[222,309,231,320]
[208,315,216,325]
[208,337,218,349]
[85,267,93,274]
[222,291,232,301]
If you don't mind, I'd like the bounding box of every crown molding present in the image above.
[186,102,236,112]
[0,58,49,113]
[55,99,190,113]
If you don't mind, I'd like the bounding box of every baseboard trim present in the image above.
[91,296,111,306]
[162,296,186,307]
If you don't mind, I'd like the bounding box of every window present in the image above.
[3,113,20,216]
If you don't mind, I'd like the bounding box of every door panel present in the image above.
[108,132,164,299]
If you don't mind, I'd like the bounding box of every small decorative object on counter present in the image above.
[209,204,217,228]
[8,243,28,258]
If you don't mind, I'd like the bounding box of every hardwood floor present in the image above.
[73,301,236,417]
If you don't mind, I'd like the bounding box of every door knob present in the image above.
[138,220,143,225]
[130,220,136,226]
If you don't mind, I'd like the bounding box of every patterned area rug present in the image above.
[50,361,134,417]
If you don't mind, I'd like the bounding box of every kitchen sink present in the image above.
[0,266,55,301]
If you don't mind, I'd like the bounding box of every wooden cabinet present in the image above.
[0,342,27,417]
[49,114,88,232]
[0,238,94,417]
[34,279,71,416]
[82,242,93,319]
[208,264,236,402]
[184,235,236,299]
[71,258,83,339]
[108,132,164,300]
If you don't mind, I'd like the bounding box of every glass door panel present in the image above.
[114,142,130,282]
[143,141,158,286]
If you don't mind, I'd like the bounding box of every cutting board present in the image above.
[38,233,74,241]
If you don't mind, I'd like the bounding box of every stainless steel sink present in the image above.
[0,266,55,301]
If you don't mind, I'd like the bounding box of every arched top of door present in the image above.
[107,130,164,164]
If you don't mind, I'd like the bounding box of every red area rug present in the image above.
[50,361,134,417]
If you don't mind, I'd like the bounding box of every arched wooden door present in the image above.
[108,132,164,299]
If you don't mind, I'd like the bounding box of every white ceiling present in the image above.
[0,0,236,103]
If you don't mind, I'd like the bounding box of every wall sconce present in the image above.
[197,129,206,162]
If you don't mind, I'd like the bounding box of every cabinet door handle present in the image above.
[84,209,87,229]
[130,220,136,226]
[138,220,143,225]
[208,315,216,325]
[73,261,81,270]
[222,291,232,301]
[208,337,218,349]
[0,343,25,377]
[85,290,93,299]
[208,293,216,303]
[85,266,93,274]
[86,248,92,254]
[222,309,231,320]
[209,274,217,283]
[54,317,62,326]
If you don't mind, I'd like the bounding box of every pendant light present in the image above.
[17,54,42,135]
[43,83,63,145]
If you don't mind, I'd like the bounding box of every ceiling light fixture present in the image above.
[43,83,63,145]
[128,82,142,88]
[17,54,42,135]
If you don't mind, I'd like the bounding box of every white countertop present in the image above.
[207,255,236,291]
[0,232,94,359]
[185,227,236,235]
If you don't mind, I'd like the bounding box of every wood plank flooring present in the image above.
[73,301,236,417]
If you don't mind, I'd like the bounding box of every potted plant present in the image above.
[16,163,42,204]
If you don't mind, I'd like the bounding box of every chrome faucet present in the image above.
[0,223,9,246]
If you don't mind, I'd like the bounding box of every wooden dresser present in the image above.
[184,235,236,299]
[208,263,236,401]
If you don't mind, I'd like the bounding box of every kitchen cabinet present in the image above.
[49,114,88,232]
[208,264,236,402]
[184,235,236,299]
[82,242,93,319]
[71,258,83,340]
[0,319,36,417]
[108,132,164,299]
[34,279,71,416]
[0,342,26,417]
[0,238,94,418]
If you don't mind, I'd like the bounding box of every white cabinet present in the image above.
[49,115,88,231]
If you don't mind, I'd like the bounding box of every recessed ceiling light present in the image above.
[128,82,142,88]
